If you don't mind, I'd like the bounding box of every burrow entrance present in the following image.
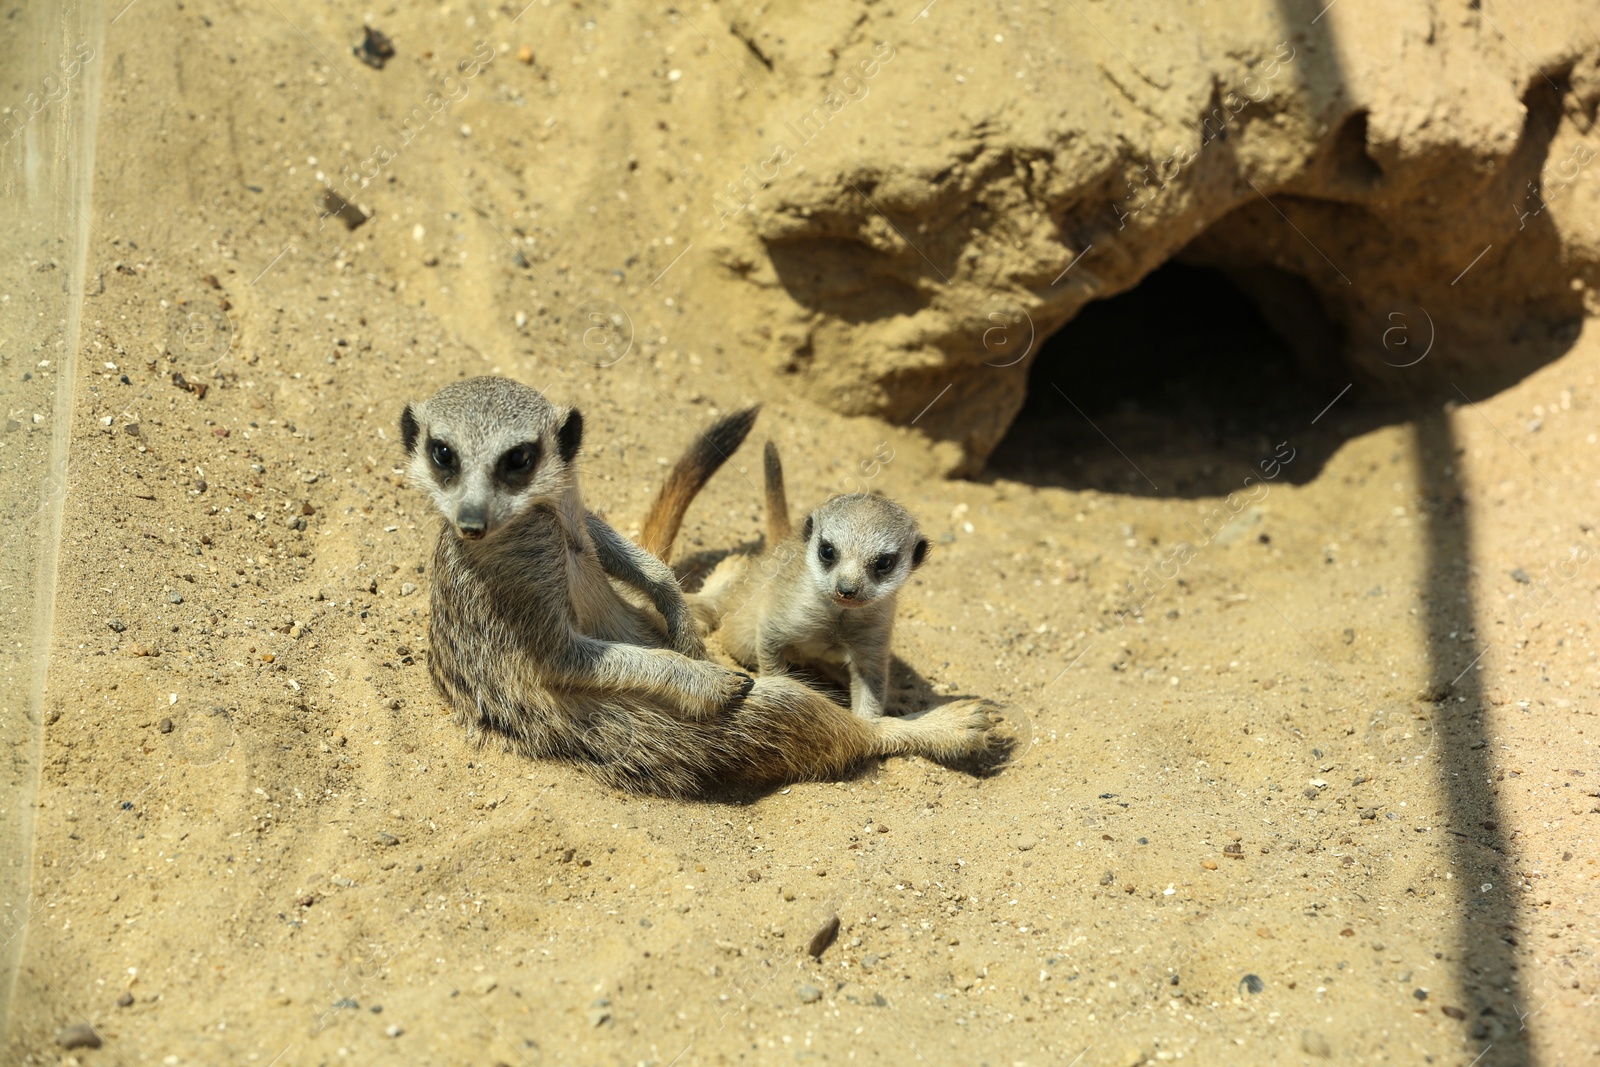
[986,260,1388,497]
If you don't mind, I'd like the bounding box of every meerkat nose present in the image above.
[456,506,488,539]
[835,582,859,600]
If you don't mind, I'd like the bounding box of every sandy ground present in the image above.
[2,1,1598,1065]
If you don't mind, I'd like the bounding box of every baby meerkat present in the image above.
[403,377,992,796]
[694,442,929,719]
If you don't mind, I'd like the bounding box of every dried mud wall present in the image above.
[693,0,1600,472]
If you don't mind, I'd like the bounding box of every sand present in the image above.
[1,1,1596,1065]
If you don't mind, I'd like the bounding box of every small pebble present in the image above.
[1238,974,1265,995]
[158,718,174,734]
[56,1023,101,1050]
[588,1008,611,1027]
[797,984,822,1004]
[746,869,761,882]
[375,831,400,847]
[167,592,184,604]
[1201,859,1217,870]
[115,992,134,1008]
[354,24,395,69]
[1441,1005,1466,1020]
[385,1024,403,1038]
[107,619,126,633]
[1015,834,1037,851]
[807,914,841,960]
[1413,988,1429,1001]
[400,582,418,597]
[472,975,498,996]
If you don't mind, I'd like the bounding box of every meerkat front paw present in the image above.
[669,662,754,719]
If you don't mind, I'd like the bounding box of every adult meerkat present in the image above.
[402,376,992,796]
[693,442,928,719]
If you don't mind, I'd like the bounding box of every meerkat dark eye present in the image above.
[497,441,541,481]
[428,440,456,471]
[872,553,898,574]
[817,541,837,566]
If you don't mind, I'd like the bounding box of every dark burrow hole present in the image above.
[987,261,1391,497]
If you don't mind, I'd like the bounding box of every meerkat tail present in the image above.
[639,405,760,561]
[762,440,791,544]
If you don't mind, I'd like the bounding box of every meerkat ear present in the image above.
[801,515,815,541]
[400,405,420,454]
[557,408,584,462]
[911,536,929,568]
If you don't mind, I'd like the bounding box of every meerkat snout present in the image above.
[454,497,489,539]
[400,377,581,541]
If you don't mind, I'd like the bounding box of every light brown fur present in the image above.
[762,439,791,545]
[693,443,931,719]
[639,406,760,562]
[404,377,992,797]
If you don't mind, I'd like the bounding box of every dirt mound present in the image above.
[707,1,1600,470]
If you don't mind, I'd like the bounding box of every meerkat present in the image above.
[692,442,929,719]
[402,376,992,797]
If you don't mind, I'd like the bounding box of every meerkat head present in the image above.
[399,376,584,541]
[800,494,929,608]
